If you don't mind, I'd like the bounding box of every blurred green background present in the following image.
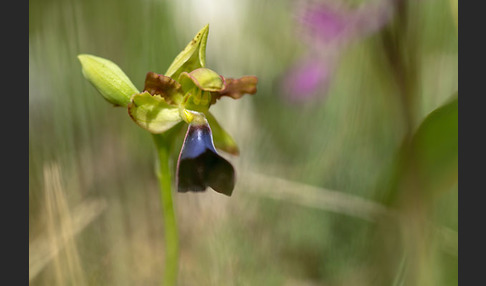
[29,0,457,285]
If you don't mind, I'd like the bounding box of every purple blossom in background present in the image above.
[281,0,396,103]
[288,60,330,96]
[298,3,349,44]
[281,57,334,103]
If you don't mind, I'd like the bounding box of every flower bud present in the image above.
[78,54,139,107]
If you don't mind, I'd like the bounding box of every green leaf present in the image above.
[205,111,239,155]
[164,24,209,79]
[412,93,458,193]
[78,54,139,107]
[128,91,183,134]
[376,93,458,206]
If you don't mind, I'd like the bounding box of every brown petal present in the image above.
[143,72,183,105]
[211,76,258,104]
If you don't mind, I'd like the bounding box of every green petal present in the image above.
[178,68,223,113]
[179,68,224,92]
[164,24,209,79]
[205,111,239,155]
[78,54,139,107]
[128,91,183,134]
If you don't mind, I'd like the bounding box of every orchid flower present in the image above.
[78,24,258,196]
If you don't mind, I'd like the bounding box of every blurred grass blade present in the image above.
[450,0,458,29]
[29,163,107,283]
[241,171,457,253]
[391,254,408,286]
[240,172,392,222]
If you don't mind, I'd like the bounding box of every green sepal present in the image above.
[128,91,183,134]
[164,24,209,79]
[205,111,239,155]
[78,54,139,107]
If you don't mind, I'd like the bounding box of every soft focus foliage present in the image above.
[29,0,457,285]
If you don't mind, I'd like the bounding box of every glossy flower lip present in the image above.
[176,120,235,196]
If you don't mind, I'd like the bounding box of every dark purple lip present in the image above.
[176,122,235,196]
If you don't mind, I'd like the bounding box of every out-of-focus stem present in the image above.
[153,133,179,286]
[378,1,431,285]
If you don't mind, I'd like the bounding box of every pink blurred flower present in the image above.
[281,57,334,103]
[281,0,396,103]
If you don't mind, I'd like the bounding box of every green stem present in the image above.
[152,133,179,286]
